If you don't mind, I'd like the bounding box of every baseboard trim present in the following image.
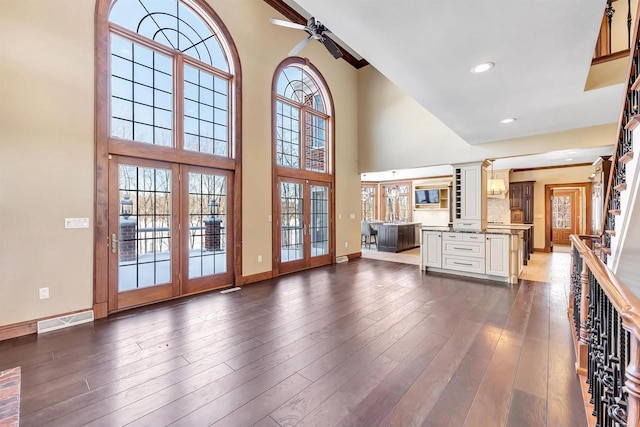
[534,248,549,253]
[346,252,362,260]
[240,271,273,286]
[0,307,93,342]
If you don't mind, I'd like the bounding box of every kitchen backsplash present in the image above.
[487,198,511,224]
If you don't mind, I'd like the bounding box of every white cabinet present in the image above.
[453,161,488,231]
[485,234,510,277]
[421,231,442,268]
[442,232,485,274]
[421,228,521,284]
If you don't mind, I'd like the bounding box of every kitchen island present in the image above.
[377,222,421,252]
[421,226,524,284]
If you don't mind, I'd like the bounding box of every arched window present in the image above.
[275,63,332,173]
[272,58,334,276]
[108,0,235,157]
[95,0,240,314]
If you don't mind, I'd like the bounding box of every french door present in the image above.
[276,178,332,275]
[108,156,233,310]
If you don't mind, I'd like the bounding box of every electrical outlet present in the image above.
[268,215,272,222]
[258,255,262,262]
[349,213,355,219]
[39,287,49,299]
[338,214,342,220]
[345,242,348,248]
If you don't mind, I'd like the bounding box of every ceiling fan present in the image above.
[269,17,343,59]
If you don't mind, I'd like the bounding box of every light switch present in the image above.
[65,218,90,229]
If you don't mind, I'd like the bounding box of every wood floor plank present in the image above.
[422,354,490,427]
[513,336,548,399]
[297,355,398,427]
[335,332,448,427]
[380,319,484,426]
[505,389,547,427]
[463,336,522,426]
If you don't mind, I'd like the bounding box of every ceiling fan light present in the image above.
[500,118,516,124]
[471,62,494,73]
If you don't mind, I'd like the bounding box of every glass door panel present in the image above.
[310,184,329,257]
[183,167,233,294]
[280,181,305,264]
[109,158,179,310]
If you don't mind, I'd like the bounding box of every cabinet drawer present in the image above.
[463,233,485,242]
[442,232,463,241]
[453,219,482,230]
[442,255,485,274]
[443,241,485,258]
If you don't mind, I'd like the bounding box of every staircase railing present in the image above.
[594,0,634,64]
[570,234,640,426]
[601,0,639,263]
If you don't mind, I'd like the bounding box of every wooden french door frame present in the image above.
[544,182,591,252]
[108,156,181,310]
[108,158,236,311]
[551,188,580,245]
[273,178,333,276]
[181,166,235,294]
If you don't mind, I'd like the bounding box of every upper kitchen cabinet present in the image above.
[510,181,535,224]
[453,161,489,231]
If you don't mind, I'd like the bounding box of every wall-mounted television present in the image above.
[415,189,439,204]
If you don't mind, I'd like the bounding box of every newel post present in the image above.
[577,256,590,375]
[623,312,640,426]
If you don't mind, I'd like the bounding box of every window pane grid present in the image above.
[305,112,326,173]
[310,185,329,257]
[188,172,227,279]
[118,165,172,291]
[110,35,174,147]
[276,100,301,169]
[280,182,303,262]
[184,64,230,157]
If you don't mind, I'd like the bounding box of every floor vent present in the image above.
[37,310,94,334]
[336,256,349,263]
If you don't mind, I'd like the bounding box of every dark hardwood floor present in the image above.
[0,258,587,426]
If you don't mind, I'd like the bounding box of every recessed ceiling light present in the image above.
[566,158,574,161]
[500,118,516,124]
[471,62,494,73]
[567,151,576,154]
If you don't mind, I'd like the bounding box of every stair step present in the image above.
[614,182,628,191]
[609,209,621,215]
[606,230,616,236]
[624,115,640,131]
[620,151,634,164]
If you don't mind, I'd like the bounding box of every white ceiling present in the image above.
[287,0,625,144]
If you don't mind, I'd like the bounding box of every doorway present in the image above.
[544,182,591,252]
[275,179,332,275]
[109,157,234,310]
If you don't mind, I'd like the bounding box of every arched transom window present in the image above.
[275,64,331,173]
[109,0,234,157]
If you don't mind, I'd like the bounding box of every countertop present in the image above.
[421,226,525,235]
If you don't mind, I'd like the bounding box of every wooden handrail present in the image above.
[571,235,640,323]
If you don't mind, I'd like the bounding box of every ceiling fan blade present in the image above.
[321,36,343,59]
[289,36,312,56]
[269,18,306,31]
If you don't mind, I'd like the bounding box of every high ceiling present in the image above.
[283,0,624,145]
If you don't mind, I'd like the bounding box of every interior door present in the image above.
[552,189,579,245]
[277,179,331,274]
[109,157,180,310]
